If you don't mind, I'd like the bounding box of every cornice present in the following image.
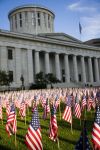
[0,29,100,52]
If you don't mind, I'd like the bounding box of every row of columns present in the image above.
[34,51,100,83]
[0,46,100,86]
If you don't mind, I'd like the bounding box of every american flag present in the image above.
[0,97,2,120]
[6,101,10,116]
[42,98,50,120]
[62,95,72,124]
[49,105,58,142]
[75,121,91,150]
[92,106,100,149]
[74,95,81,119]
[81,95,87,111]
[6,104,17,136]
[19,100,26,119]
[25,107,43,150]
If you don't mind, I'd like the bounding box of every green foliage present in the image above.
[0,104,94,150]
[0,70,10,86]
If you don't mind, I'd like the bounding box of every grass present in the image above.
[0,104,95,150]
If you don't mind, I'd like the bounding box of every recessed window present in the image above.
[48,15,50,28]
[9,71,13,82]
[8,49,13,60]
[19,13,22,27]
[15,14,17,29]
[37,12,41,26]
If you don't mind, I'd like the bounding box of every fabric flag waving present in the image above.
[74,94,81,119]
[79,22,82,34]
[49,105,58,142]
[6,104,17,136]
[25,107,43,150]
[92,106,100,149]
[62,95,72,124]
[75,121,91,150]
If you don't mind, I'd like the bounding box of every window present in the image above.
[19,13,22,27]
[48,15,50,28]
[32,12,36,26]
[15,14,17,29]
[37,12,41,26]
[8,49,13,60]
[62,69,65,82]
[9,71,13,82]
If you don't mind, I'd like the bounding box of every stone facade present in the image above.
[0,4,100,88]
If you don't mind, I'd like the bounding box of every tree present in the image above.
[45,73,60,88]
[0,70,11,86]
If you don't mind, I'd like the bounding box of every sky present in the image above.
[0,0,100,41]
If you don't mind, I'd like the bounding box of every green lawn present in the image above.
[0,104,94,150]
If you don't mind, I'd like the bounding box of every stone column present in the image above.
[73,55,78,82]
[27,49,34,83]
[15,47,22,85]
[88,57,93,82]
[81,56,86,83]
[94,57,99,82]
[34,51,40,74]
[0,46,7,71]
[44,52,50,74]
[64,54,70,82]
[55,53,61,80]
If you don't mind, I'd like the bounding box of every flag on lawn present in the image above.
[6,104,17,136]
[74,94,81,119]
[79,22,82,34]
[62,95,72,124]
[25,107,43,150]
[19,100,26,119]
[81,95,87,111]
[49,105,58,142]
[42,98,50,120]
[75,121,91,150]
[92,106,100,149]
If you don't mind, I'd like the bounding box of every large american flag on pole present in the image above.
[25,107,43,150]
[49,105,58,142]
[6,104,17,136]
[92,106,100,149]
[62,95,72,124]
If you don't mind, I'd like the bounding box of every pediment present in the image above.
[38,33,81,43]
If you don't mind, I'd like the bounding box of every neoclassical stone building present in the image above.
[0,4,100,88]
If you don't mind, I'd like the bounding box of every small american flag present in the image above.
[6,104,17,136]
[49,105,58,142]
[92,106,100,149]
[74,95,81,119]
[62,95,72,124]
[42,98,50,120]
[25,107,43,150]
[81,95,87,111]
[6,101,10,116]
[75,121,91,150]
[19,100,26,119]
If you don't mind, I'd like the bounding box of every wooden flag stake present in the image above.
[57,137,60,149]
[25,115,26,125]
[15,132,17,146]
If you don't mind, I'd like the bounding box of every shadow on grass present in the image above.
[0,145,12,150]
[59,136,76,145]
